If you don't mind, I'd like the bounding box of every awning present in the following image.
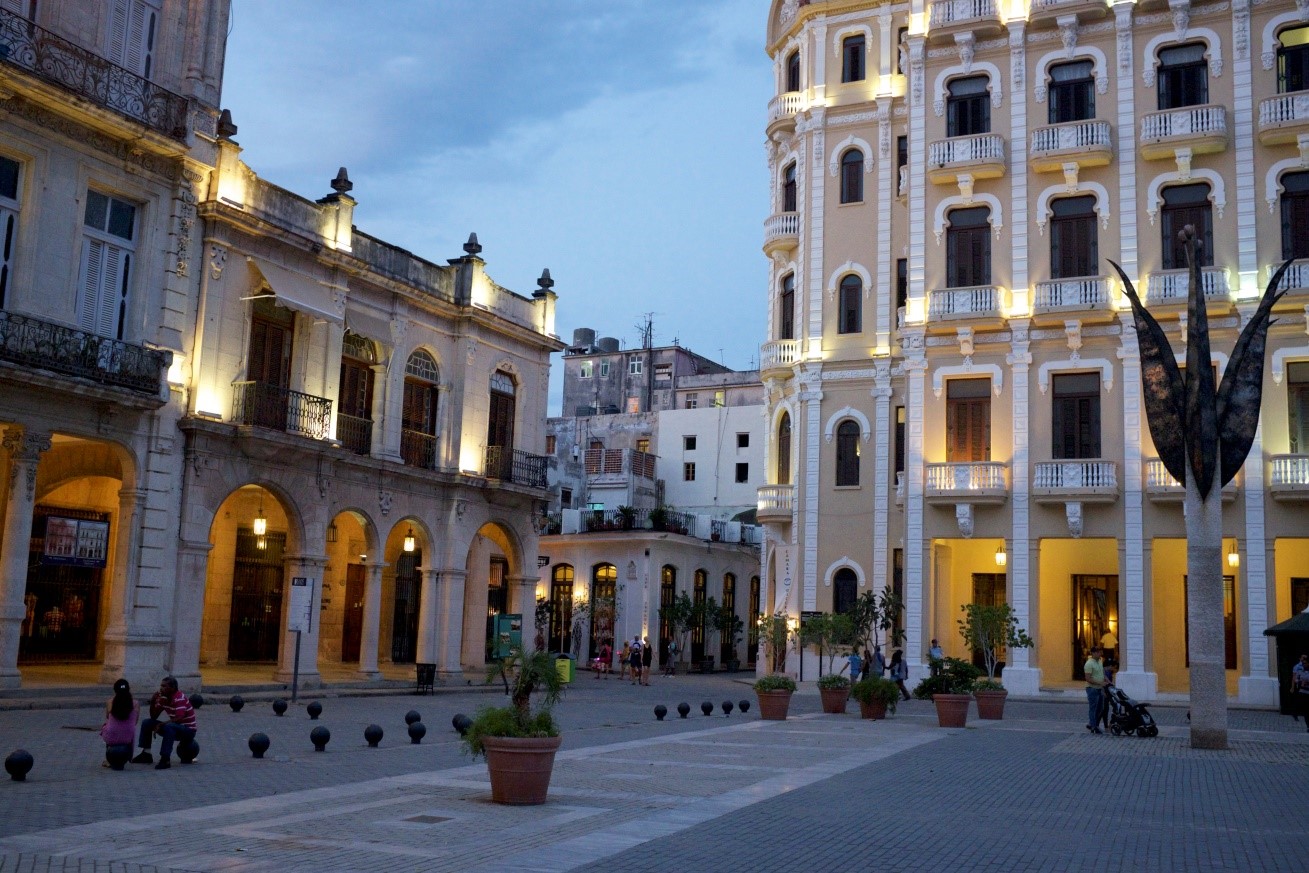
[245,257,343,324]
[345,305,394,346]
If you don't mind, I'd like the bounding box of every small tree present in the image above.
[800,612,855,676]
[658,591,695,664]
[714,604,745,663]
[849,586,906,652]
[534,595,551,652]
[957,602,1034,682]
[698,596,721,657]
[759,612,794,674]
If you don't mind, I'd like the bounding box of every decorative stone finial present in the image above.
[537,268,554,291]
[217,109,238,139]
[331,167,353,194]
[463,233,482,256]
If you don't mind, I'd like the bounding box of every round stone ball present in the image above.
[229,695,244,712]
[248,732,271,759]
[272,698,288,717]
[4,749,33,781]
[306,701,322,720]
[364,724,384,747]
[407,721,427,744]
[310,726,331,752]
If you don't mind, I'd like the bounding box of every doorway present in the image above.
[1072,574,1118,680]
[391,550,420,663]
[19,507,110,662]
[341,563,365,662]
[228,528,286,662]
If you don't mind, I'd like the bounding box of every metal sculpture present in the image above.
[1109,228,1288,749]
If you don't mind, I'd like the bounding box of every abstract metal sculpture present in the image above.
[1110,228,1288,749]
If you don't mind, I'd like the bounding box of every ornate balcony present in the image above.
[485,446,547,489]
[760,339,801,376]
[335,413,372,455]
[1029,120,1113,173]
[0,7,189,143]
[925,462,1008,505]
[1258,91,1309,146]
[763,211,799,256]
[1143,267,1231,308]
[1139,105,1227,160]
[401,428,437,470]
[1033,276,1114,323]
[767,92,803,137]
[928,285,1005,324]
[0,310,170,401]
[1028,0,1110,25]
[1145,457,1237,502]
[928,0,1003,40]
[927,134,1006,184]
[1033,461,1119,503]
[757,484,795,524]
[232,382,332,440]
[1271,259,1309,300]
[1270,454,1309,500]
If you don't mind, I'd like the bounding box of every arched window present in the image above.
[402,350,439,468]
[835,420,860,486]
[946,206,992,288]
[1050,195,1099,280]
[749,575,761,664]
[589,563,617,660]
[947,75,990,137]
[1278,25,1309,94]
[692,569,708,663]
[782,162,797,212]
[1160,183,1213,268]
[548,564,575,655]
[777,412,792,484]
[779,273,795,340]
[1281,171,1309,260]
[339,332,377,454]
[659,565,677,661]
[838,274,862,334]
[721,573,737,663]
[1157,43,1208,110]
[487,370,516,478]
[786,50,801,92]
[839,148,864,204]
[1048,60,1094,124]
[833,568,858,615]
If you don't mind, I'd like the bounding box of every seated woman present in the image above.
[100,679,138,770]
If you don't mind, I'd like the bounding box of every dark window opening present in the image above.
[947,75,990,137]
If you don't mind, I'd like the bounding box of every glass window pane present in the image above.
[108,199,136,241]
[84,190,108,230]
[0,157,18,201]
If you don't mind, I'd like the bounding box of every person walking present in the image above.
[1293,653,1309,732]
[846,648,862,687]
[100,679,138,770]
[618,640,631,681]
[889,649,911,700]
[860,648,872,682]
[629,637,643,685]
[871,644,887,678]
[641,636,653,685]
[1084,645,1107,734]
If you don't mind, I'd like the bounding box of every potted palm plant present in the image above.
[753,673,797,720]
[617,505,636,530]
[850,676,900,720]
[957,603,1034,720]
[912,656,982,728]
[463,650,565,804]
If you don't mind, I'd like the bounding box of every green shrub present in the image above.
[817,673,851,690]
[754,673,798,693]
[463,705,559,758]
[912,656,982,698]
[850,676,900,713]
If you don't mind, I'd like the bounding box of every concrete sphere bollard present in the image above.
[177,739,199,763]
[407,722,426,744]
[229,695,244,712]
[248,733,271,759]
[272,698,288,717]
[739,699,751,713]
[306,701,322,720]
[654,704,667,721]
[404,709,421,726]
[364,724,384,747]
[105,744,131,770]
[451,713,472,736]
[722,700,734,716]
[5,749,33,781]
[189,693,205,709]
[701,701,714,716]
[677,702,691,719]
[310,727,330,752]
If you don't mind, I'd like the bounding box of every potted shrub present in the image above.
[649,505,669,531]
[851,676,900,720]
[912,656,982,728]
[617,505,636,530]
[817,673,851,714]
[754,673,797,720]
[658,591,695,674]
[715,605,745,671]
[464,650,566,805]
[957,602,1034,720]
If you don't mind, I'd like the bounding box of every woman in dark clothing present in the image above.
[888,649,911,701]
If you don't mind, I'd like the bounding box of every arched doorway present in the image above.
[461,521,520,667]
[589,563,617,660]
[547,563,574,655]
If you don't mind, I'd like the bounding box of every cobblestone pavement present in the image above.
[0,677,1304,872]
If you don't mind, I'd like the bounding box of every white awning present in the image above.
[345,306,393,346]
[245,257,342,324]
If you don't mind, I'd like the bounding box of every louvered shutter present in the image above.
[107,0,131,66]
[78,238,104,333]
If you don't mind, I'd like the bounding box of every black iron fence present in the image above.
[0,7,189,140]
[336,413,372,455]
[0,310,169,394]
[401,429,437,469]
[484,446,547,488]
[582,507,695,533]
[231,381,331,440]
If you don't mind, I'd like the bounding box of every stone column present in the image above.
[509,575,539,653]
[99,488,145,685]
[436,569,467,678]
[168,539,212,689]
[0,428,49,689]
[1005,322,1040,694]
[356,560,385,679]
[415,566,440,666]
[274,554,327,688]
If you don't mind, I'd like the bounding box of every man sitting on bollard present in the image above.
[131,675,197,770]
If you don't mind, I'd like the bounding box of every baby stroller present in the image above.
[1104,684,1158,737]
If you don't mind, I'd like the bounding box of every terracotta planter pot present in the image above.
[756,689,793,720]
[858,698,889,720]
[819,686,849,714]
[932,693,971,728]
[974,688,1008,720]
[481,735,563,805]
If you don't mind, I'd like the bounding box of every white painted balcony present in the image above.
[928,134,1006,183]
[1033,461,1119,503]
[759,339,800,375]
[1028,0,1110,24]
[928,285,1004,321]
[928,0,1003,39]
[1271,259,1309,297]
[1034,276,1112,314]
[1258,91,1309,146]
[1271,454,1309,500]
[763,211,799,256]
[767,92,804,137]
[1139,105,1227,159]
[1029,120,1113,173]
[1143,267,1231,306]
[1145,457,1237,502]
[757,484,796,523]
[925,462,1008,504]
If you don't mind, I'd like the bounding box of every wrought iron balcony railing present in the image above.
[0,7,189,141]
[401,428,437,470]
[232,381,331,440]
[336,413,372,455]
[0,310,169,395]
[485,446,547,488]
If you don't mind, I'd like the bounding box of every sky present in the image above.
[220,0,773,415]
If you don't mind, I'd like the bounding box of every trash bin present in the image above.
[555,653,575,683]
[1264,610,1309,715]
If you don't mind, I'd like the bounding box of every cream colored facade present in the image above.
[0,0,561,692]
[760,0,1309,704]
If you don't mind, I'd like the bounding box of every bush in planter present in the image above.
[851,676,900,716]
[463,650,565,758]
[957,602,1034,682]
[816,674,851,691]
[817,673,851,714]
[753,674,798,693]
[911,657,983,699]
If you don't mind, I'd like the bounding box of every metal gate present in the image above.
[228,529,286,662]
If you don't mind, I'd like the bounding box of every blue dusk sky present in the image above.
[221,0,772,414]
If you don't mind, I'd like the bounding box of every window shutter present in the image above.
[107,0,131,66]
[78,237,104,333]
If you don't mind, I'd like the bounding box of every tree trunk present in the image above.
[1185,480,1228,749]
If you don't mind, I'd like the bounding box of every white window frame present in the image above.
[0,154,21,311]
[599,360,610,377]
[629,356,643,375]
[579,360,593,379]
[685,393,698,409]
[79,189,137,340]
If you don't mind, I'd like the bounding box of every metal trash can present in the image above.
[555,654,575,683]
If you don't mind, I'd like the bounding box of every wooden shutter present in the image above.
[107,0,131,66]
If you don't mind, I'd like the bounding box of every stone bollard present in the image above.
[407,722,426,744]
[177,740,199,764]
[272,699,288,717]
[451,713,472,736]
[248,733,270,759]
[5,749,33,781]
[654,704,667,721]
[310,727,330,752]
[307,701,322,720]
[677,702,690,719]
[229,695,244,712]
[404,709,421,726]
[364,725,383,748]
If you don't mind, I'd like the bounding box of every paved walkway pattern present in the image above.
[0,677,1305,872]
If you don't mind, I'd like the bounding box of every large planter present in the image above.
[756,689,794,720]
[974,688,1008,720]
[858,698,889,720]
[481,735,563,805]
[932,693,972,728]
[819,687,849,714]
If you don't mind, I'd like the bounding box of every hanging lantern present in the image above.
[403,528,416,553]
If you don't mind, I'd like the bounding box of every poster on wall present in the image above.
[41,517,110,568]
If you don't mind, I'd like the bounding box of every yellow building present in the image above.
[760,0,1309,705]
[0,0,561,691]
